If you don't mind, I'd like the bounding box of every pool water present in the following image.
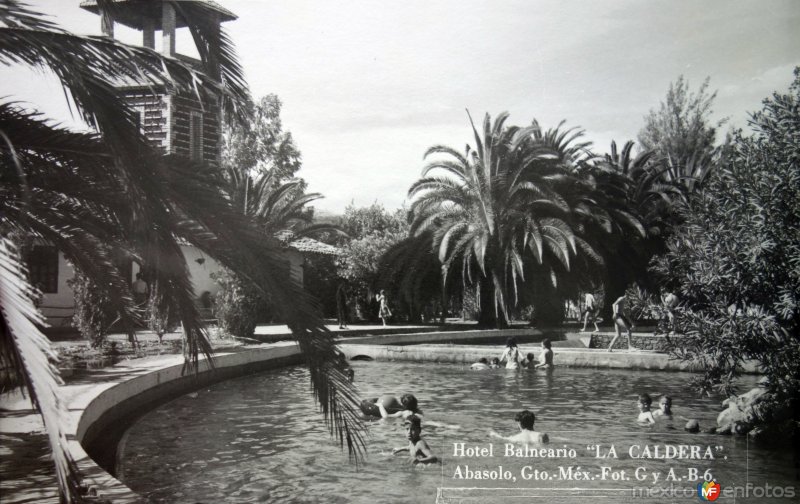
[117,361,795,503]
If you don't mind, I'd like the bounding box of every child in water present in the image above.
[490,409,549,445]
[392,415,438,465]
[489,357,501,369]
[378,393,421,420]
[637,394,656,424]
[521,353,536,368]
[653,396,672,419]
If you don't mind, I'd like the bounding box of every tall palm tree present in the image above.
[0,2,364,500]
[409,112,600,327]
[585,141,682,301]
[602,140,682,235]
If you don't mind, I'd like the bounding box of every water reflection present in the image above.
[118,362,793,504]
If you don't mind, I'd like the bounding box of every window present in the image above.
[135,106,146,134]
[189,111,203,161]
[27,246,59,293]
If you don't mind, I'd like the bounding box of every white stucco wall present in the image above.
[39,252,76,328]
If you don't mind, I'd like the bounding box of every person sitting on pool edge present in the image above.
[490,409,549,445]
[392,415,438,465]
[637,393,656,424]
[378,393,422,419]
[653,396,673,419]
[535,339,554,368]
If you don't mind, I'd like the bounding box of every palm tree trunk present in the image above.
[477,277,499,328]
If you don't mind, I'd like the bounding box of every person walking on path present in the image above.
[580,292,600,332]
[378,289,392,326]
[336,282,350,329]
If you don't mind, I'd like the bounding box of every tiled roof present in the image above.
[286,237,340,256]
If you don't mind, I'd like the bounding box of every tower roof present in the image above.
[79,1,237,30]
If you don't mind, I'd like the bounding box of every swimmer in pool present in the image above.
[535,339,554,369]
[521,353,536,368]
[653,396,673,419]
[378,393,422,420]
[470,357,491,370]
[490,409,549,445]
[392,415,438,465]
[499,337,522,369]
[637,393,656,424]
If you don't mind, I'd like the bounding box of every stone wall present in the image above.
[589,332,674,352]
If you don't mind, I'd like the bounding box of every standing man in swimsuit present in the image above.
[580,292,600,332]
[661,291,679,334]
[608,295,634,352]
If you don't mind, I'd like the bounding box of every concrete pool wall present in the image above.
[62,330,755,502]
[68,342,303,503]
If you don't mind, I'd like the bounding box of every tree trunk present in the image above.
[477,277,495,328]
[477,276,508,328]
[439,274,447,325]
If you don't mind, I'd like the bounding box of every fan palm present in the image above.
[0,2,364,500]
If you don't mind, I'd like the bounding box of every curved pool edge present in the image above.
[341,343,694,370]
[67,342,302,503]
[66,332,758,502]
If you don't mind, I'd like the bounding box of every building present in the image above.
[31,1,335,328]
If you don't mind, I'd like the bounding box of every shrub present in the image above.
[211,268,265,338]
[650,68,800,437]
[67,271,116,347]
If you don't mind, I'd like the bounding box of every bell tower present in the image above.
[79,1,237,166]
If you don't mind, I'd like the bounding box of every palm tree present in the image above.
[409,112,601,327]
[0,2,363,500]
[225,167,338,238]
[583,141,683,303]
[602,140,682,235]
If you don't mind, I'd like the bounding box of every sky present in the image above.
[2,0,799,214]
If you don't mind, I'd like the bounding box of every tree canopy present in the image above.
[651,68,800,434]
[0,3,364,499]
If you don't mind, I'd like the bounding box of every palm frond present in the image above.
[0,239,80,501]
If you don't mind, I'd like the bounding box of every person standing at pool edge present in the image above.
[608,295,634,352]
[661,290,679,334]
[580,291,600,332]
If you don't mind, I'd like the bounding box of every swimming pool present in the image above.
[117,361,794,503]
